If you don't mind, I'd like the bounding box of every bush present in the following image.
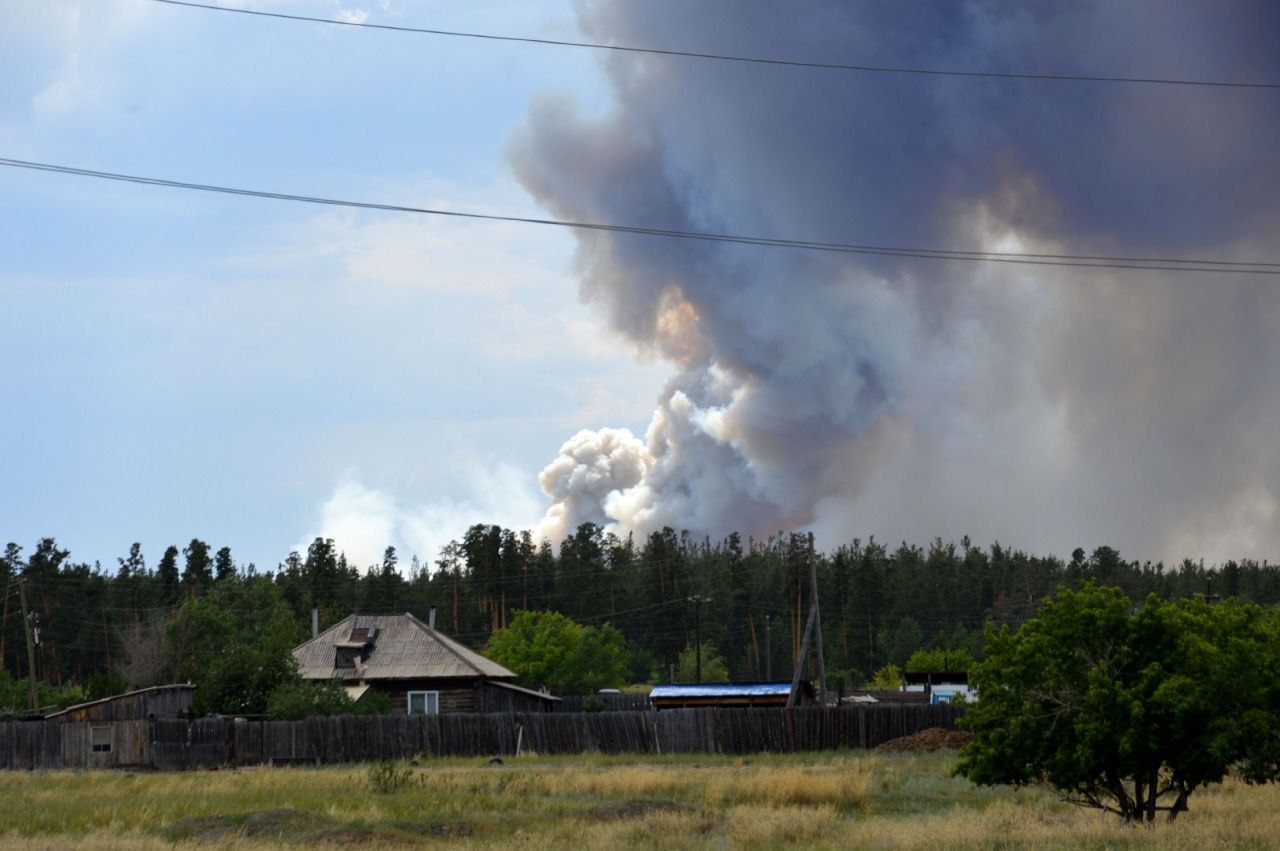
[265,679,356,720]
[867,664,902,690]
[353,688,393,715]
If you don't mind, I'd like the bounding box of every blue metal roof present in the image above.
[650,682,794,699]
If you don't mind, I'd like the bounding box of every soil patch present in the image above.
[875,727,975,753]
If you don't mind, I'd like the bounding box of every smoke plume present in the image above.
[511,1,1280,561]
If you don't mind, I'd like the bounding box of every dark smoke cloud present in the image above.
[510,0,1280,561]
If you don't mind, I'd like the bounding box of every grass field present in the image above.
[0,751,1276,849]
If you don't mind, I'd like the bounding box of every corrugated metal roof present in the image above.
[293,613,515,681]
[650,682,795,699]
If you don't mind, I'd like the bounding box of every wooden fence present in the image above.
[555,693,653,713]
[0,704,961,770]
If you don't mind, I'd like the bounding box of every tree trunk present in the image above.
[1167,782,1193,822]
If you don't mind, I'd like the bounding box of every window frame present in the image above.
[406,690,439,716]
[90,724,113,754]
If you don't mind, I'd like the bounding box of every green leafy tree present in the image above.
[166,577,303,715]
[485,610,629,695]
[957,585,1280,822]
[868,663,902,689]
[905,647,976,672]
[672,641,729,683]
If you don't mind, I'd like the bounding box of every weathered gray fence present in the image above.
[0,704,960,769]
[555,693,653,713]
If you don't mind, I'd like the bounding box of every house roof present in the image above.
[650,682,806,699]
[44,683,195,720]
[293,613,515,681]
[489,680,561,703]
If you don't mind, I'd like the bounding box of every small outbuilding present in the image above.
[902,671,973,704]
[649,681,817,710]
[293,612,558,715]
[44,684,195,723]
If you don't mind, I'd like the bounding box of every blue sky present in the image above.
[4,1,1278,572]
[0,0,667,571]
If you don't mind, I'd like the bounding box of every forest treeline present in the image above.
[1,525,1277,705]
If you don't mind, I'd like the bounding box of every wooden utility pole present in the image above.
[786,605,816,707]
[809,546,827,706]
[787,542,828,707]
[18,580,37,714]
[765,614,772,681]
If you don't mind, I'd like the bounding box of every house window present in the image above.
[90,725,113,753]
[407,691,439,716]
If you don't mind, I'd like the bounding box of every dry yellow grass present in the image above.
[0,753,1276,848]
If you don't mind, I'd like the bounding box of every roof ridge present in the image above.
[403,611,485,677]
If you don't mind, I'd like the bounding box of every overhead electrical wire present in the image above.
[147,0,1280,91]
[2,157,1276,276]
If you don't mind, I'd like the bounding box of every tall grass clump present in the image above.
[366,760,415,794]
[707,763,872,811]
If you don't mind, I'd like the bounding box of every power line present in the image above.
[2,157,1275,276]
[148,0,1280,92]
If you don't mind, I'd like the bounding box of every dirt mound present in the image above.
[874,727,974,753]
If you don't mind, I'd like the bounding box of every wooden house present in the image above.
[292,613,558,715]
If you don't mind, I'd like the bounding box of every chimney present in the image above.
[428,607,436,631]
[311,604,318,639]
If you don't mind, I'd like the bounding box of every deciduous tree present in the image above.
[957,584,1280,822]
[485,610,629,695]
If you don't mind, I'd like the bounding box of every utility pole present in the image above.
[765,614,771,681]
[787,605,816,708]
[809,544,827,706]
[687,596,712,682]
[787,539,828,707]
[18,580,37,714]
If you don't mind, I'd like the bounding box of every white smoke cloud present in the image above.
[305,464,543,571]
